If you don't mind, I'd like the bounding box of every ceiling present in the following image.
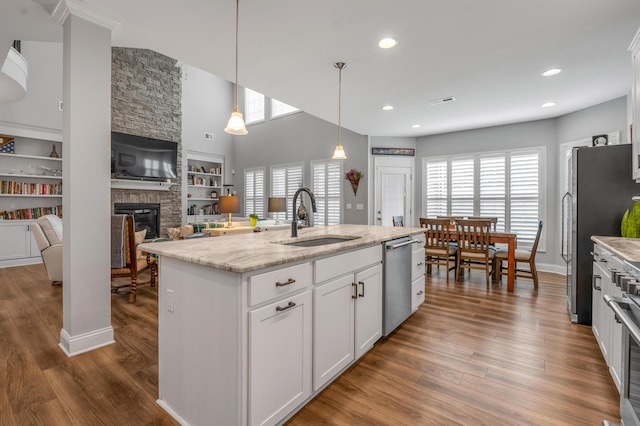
[2,0,640,137]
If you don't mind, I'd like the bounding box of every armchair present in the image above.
[31,214,63,284]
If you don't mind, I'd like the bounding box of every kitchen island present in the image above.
[139,224,424,426]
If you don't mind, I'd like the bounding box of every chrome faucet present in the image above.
[291,187,317,237]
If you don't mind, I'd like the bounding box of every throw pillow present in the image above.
[135,229,147,259]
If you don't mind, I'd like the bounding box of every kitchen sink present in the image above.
[279,236,360,248]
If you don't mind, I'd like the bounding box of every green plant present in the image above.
[249,213,259,220]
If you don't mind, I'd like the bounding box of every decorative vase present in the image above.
[250,217,257,227]
[50,144,59,158]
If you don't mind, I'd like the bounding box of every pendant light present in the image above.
[224,0,248,136]
[332,62,347,160]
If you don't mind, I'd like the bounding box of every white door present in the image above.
[374,157,413,227]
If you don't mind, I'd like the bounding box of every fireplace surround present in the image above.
[114,203,160,239]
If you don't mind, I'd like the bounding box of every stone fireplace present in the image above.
[114,203,160,239]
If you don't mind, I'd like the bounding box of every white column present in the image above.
[59,12,114,356]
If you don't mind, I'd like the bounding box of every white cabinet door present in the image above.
[592,261,607,360]
[411,276,425,312]
[0,222,30,260]
[29,225,41,257]
[249,290,312,426]
[313,274,355,391]
[354,264,382,359]
[610,282,623,393]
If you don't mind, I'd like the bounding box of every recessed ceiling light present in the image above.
[542,102,556,108]
[542,68,562,77]
[382,105,394,111]
[411,124,421,128]
[378,38,397,49]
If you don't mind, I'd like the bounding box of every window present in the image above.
[311,160,342,226]
[423,148,545,248]
[271,163,304,221]
[244,167,265,217]
[244,88,265,124]
[271,98,299,118]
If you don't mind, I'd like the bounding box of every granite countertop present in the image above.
[139,224,424,273]
[591,236,640,262]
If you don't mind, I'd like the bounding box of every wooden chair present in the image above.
[494,220,543,288]
[419,218,457,282]
[455,219,495,286]
[111,214,157,303]
[392,216,404,227]
[467,216,498,231]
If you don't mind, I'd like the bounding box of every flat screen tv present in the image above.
[111,131,178,182]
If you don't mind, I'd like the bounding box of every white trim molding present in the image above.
[52,0,121,30]
[59,326,115,357]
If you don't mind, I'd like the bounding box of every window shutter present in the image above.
[244,168,265,217]
[271,163,303,221]
[312,161,342,226]
[424,160,448,217]
[510,152,539,246]
[479,155,506,231]
[451,158,474,217]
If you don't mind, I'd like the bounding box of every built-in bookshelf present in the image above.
[184,151,225,223]
[0,133,63,221]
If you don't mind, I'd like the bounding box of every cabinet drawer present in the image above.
[412,233,426,247]
[249,262,312,306]
[411,248,425,282]
[412,276,425,312]
[314,245,382,283]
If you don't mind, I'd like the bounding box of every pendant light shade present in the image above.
[224,0,248,136]
[332,62,347,160]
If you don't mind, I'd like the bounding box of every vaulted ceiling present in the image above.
[3,0,640,137]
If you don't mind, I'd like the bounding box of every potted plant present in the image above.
[249,213,259,227]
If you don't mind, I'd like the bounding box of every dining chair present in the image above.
[392,216,404,227]
[419,218,457,282]
[111,214,157,303]
[467,216,498,231]
[494,220,543,288]
[455,219,495,286]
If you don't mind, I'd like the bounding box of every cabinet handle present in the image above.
[417,262,424,267]
[417,290,424,296]
[275,278,296,287]
[593,274,601,291]
[358,281,365,298]
[276,301,296,312]
[352,282,358,299]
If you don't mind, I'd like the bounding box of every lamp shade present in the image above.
[219,195,241,213]
[268,197,287,213]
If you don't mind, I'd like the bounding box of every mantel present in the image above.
[110,179,176,191]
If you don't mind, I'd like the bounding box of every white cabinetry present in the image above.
[630,26,640,181]
[313,246,382,391]
[0,220,41,266]
[249,290,312,426]
[411,234,426,311]
[592,243,622,393]
[184,150,224,223]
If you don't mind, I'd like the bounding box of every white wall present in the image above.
[181,64,235,183]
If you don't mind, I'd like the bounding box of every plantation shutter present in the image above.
[244,168,265,217]
[424,159,448,217]
[450,158,474,217]
[312,160,342,226]
[479,155,506,231]
[271,163,303,221]
[509,151,540,246]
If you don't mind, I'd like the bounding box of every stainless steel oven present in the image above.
[606,260,640,426]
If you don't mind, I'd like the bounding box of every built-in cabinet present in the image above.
[592,243,622,392]
[0,220,42,266]
[184,150,224,223]
[411,233,426,311]
[157,243,388,426]
[630,26,640,181]
[0,131,62,267]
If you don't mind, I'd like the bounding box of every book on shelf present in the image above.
[0,205,63,220]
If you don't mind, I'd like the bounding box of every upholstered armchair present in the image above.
[31,214,63,284]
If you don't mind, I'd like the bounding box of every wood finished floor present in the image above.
[0,264,620,425]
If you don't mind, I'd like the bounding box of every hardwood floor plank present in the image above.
[1,262,621,425]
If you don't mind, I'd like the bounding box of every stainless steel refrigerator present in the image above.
[562,144,640,325]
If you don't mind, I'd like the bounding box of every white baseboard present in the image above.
[537,262,566,276]
[59,326,115,357]
[156,399,191,426]
[0,257,42,268]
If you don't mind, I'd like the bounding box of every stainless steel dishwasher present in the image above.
[383,236,416,336]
